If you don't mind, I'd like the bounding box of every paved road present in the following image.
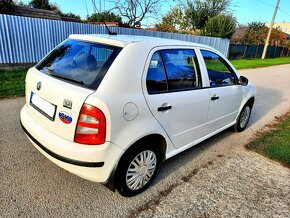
[1,64,290,217]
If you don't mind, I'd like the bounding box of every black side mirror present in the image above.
[239,76,248,86]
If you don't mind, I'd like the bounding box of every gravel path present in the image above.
[135,149,290,218]
[1,64,290,217]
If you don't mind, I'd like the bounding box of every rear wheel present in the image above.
[234,104,251,132]
[115,145,160,197]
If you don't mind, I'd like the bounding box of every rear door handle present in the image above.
[158,105,172,111]
[211,94,219,101]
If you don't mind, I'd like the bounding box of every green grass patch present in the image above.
[231,56,290,70]
[0,69,27,99]
[247,113,290,168]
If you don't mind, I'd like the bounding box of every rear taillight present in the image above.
[74,104,106,145]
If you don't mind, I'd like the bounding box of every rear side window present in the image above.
[37,39,122,89]
[146,53,168,94]
[201,50,237,87]
[160,49,201,92]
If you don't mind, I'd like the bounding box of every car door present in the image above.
[143,48,210,149]
[200,50,243,132]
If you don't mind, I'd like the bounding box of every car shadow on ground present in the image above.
[247,86,283,127]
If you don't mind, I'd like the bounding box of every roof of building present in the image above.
[4,6,81,22]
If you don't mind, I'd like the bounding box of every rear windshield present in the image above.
[37,39,122,89]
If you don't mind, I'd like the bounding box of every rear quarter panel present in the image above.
[85,42,175,155]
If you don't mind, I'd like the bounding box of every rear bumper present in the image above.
[20,105,124,183]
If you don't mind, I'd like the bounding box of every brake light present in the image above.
[74,104,106,145]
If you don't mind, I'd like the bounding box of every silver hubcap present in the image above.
[126,150,157,191]
[240,106,250,128]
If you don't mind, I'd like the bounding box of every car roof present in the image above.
[69,34,212,50]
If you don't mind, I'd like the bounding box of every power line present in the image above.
[256,0,290,18]
[278,7,290,18]
[256,0,276,8]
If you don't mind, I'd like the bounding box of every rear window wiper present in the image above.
[47,68,84,85]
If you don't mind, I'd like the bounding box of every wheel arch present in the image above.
[120,133,167,162]
[105,133,167,191]
[247,96,255,108]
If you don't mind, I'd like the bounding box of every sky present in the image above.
[21,0,290,26]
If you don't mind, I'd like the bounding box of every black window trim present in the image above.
[147,48,203,95]
[200,49,239,88]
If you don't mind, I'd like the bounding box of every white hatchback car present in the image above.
[20,34,256,196]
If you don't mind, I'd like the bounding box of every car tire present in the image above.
[115,144,160,197]
[234,103,252,132]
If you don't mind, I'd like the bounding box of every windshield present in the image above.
[37,39,122,89]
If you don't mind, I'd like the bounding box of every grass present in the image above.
[247,113,290,168]
[231,56,290,70]
[0,69,27,99]
[0,56,290,99]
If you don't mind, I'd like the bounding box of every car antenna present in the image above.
[91,2,117,35]
[104,22,117,35]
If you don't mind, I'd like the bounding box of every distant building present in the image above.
[88,22,120,27]
[3,6,81,22]
[266,22,290,35]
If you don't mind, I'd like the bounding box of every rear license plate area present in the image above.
[30,92,56,121]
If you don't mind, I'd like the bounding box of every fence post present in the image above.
[243,45,248,59]
[254,44,259,59]
[280,46,284,57]
[274,46,277,57]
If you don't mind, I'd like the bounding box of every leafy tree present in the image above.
[201,14,236,38]
[87,11,122,23]
[50,3,61,14]
[61,12,81,21]
[156,0,234,35]
[29,0,51,10]
[0,0,15,14]
[155,7,185,33]
[232,22,289,46]
[247,22,266,31]
[241,22,267,45]
[186,0,232,30]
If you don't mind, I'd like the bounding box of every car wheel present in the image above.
[234,104,251,132]
[115,145,160,197]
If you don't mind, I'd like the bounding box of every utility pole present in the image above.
[261,0,280,59]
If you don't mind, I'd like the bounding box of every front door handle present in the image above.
[158,105,172,111]
[211,94,219,101]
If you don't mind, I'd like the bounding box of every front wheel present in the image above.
[115,146,160,197]
[234,104,252,132]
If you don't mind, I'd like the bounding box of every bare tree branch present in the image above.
[109,0,163,27]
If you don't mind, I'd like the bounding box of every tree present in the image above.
[201,14,236,38]
[61,12,82,21]
[110,0,163,27]
[29,0,51,10]
[186,0,232,30]
[231,22,289,46]
[87,11,122,23]
[50,3,61,14]
[155,7,185,33]
[0,0,15,14]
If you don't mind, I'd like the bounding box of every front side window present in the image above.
[160,49,201,92]
[37,39,122,89]
[201,50,237,87]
